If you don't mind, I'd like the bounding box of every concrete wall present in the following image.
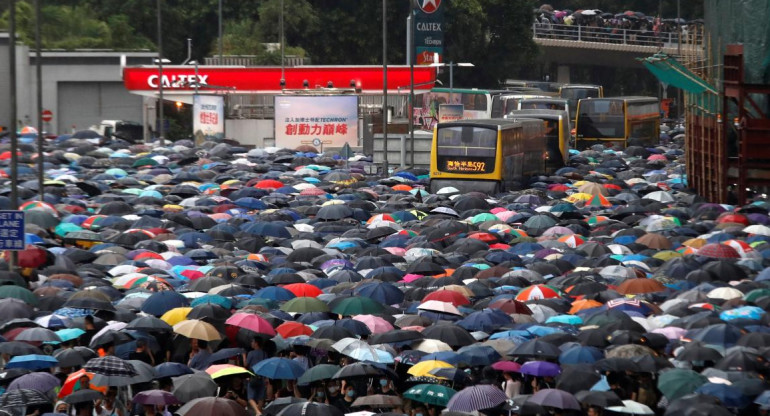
[225,119,275,147]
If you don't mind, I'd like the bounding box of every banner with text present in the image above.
[193,95,225,146]
[439,104,464,123]
[414,0,445,65]
[274,95,358,149]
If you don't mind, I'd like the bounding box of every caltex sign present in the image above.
[414,0,444,65]
[418,0,441,14]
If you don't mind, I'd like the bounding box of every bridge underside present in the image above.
[535,39,703,84]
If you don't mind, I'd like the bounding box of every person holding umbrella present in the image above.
[94,387,126,416]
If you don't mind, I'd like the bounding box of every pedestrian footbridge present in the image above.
[532,23,705,82]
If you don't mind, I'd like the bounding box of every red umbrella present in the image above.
[467,232,499,243]
[275,322,313,338]
[300,188,326,196]
[254,180,284,190]
[697,243,741,259]
[9,245,48,268]
[422,290,471,307]
[489,299,533,315]
[282,283,323,298]
[716,213,749,226]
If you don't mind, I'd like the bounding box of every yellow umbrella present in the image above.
[206,364,253,379]
[407,360,454,377]
[160,307,192,326]
[565,193,594,203]
[173,319,222,341]
[682,238,707,248]
[577,182,608,196]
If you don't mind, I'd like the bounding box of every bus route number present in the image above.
[447,160,486,172]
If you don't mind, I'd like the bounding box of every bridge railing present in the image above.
[532,23,702,48]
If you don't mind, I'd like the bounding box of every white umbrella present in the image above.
[417,300,462,316]
[606,400,654,415]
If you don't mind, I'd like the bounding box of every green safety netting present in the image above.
[639,53,718,95]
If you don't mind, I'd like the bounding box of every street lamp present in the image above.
[154,57,171,146]
[189,60,200,95]
[430,59,474,103]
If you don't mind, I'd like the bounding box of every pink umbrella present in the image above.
[353,314,394,334]
[400,326,425,332]
[225,313,277,336]
[494,211,516,221]
[489,207,507,214]
[384,247,407,256]
[491,361,522,372]
[402,273,425,283]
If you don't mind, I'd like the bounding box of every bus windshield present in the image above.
[561,88,601,101]
[576,100,625,139]
[519,101,566,111]
[435,126,497,174]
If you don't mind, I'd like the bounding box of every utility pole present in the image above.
[157,0,164,146]
[382,0,389,175]
[36,0,44,201]
[9,0,19,271]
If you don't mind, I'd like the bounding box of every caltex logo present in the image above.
[418,0,441,14]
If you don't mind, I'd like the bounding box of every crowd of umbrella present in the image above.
[1,136,770,416]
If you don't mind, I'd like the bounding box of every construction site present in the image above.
[645,0,770,204]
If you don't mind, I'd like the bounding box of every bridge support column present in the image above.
[557,65,570,84]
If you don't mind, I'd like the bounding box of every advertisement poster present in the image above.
[438,104,464,123]
[274,95,358,149]
[193,95,225,146]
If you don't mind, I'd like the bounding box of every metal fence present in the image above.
[532,23,703,48]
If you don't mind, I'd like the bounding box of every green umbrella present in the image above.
[471,213,498,224]
[0,285,37,306]
[280,297,329,313]
[404,384,457,407]
[330,296,384,316]
[54,223,83,237]
[297,364,341,385]
[133,158,159,167]
[744,288,770,303]
[657,369,708,401]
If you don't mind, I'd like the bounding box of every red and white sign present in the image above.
[418,0,441,14]
[122,66,437,95]
[41,110,53,122]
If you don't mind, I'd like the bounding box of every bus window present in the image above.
[435,126,496,173]
[576,100,625,139]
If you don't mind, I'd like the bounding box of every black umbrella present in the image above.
[276,401,343,416]
[63,389,104,404]
[172,373,219,402]
[555,365,601,394]
[421,324,476,348]
[509,339,561,359]
[574,390,623,407]
[263,397,309,416]
[0,389,52,408]
[332,362,383,379]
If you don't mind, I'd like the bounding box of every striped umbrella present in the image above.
[515,284,562,301]
[446,384,508,412]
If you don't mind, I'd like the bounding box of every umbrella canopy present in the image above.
[446,385,508,412]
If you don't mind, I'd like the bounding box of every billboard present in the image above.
[274,95,358,149]
[193,95,225,145]
[438,104,464,123]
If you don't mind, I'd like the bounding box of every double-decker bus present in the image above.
[517,97,570,115]
[414,88,496,130]
[490,94,550,119]
[429,119,550,194]
[559,84,604,120]
[505,109,571,170]
[574,97,660,149]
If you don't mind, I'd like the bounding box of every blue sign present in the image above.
[0,211,25,250]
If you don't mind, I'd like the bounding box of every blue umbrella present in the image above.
[520,361,561,377]
[420,351,461,364]
[559,346,604,365]
[354,281,404,305]
[686,323,744,348]
[255,286,296,301]
[5,354,59,370]
[190,295,232,309]
[695,383,750,408]
[252,357,306,380]
[140,291,190,316]
[155,362,194,378]
[456,345,501,366]
[719,306,765,321]
[457,309,513,332]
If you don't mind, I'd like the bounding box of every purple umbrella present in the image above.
[446,385,508,412]
[527,389,581,410]
[520,361,561,377]
[7,372,60,392]
[133,389,181,406]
